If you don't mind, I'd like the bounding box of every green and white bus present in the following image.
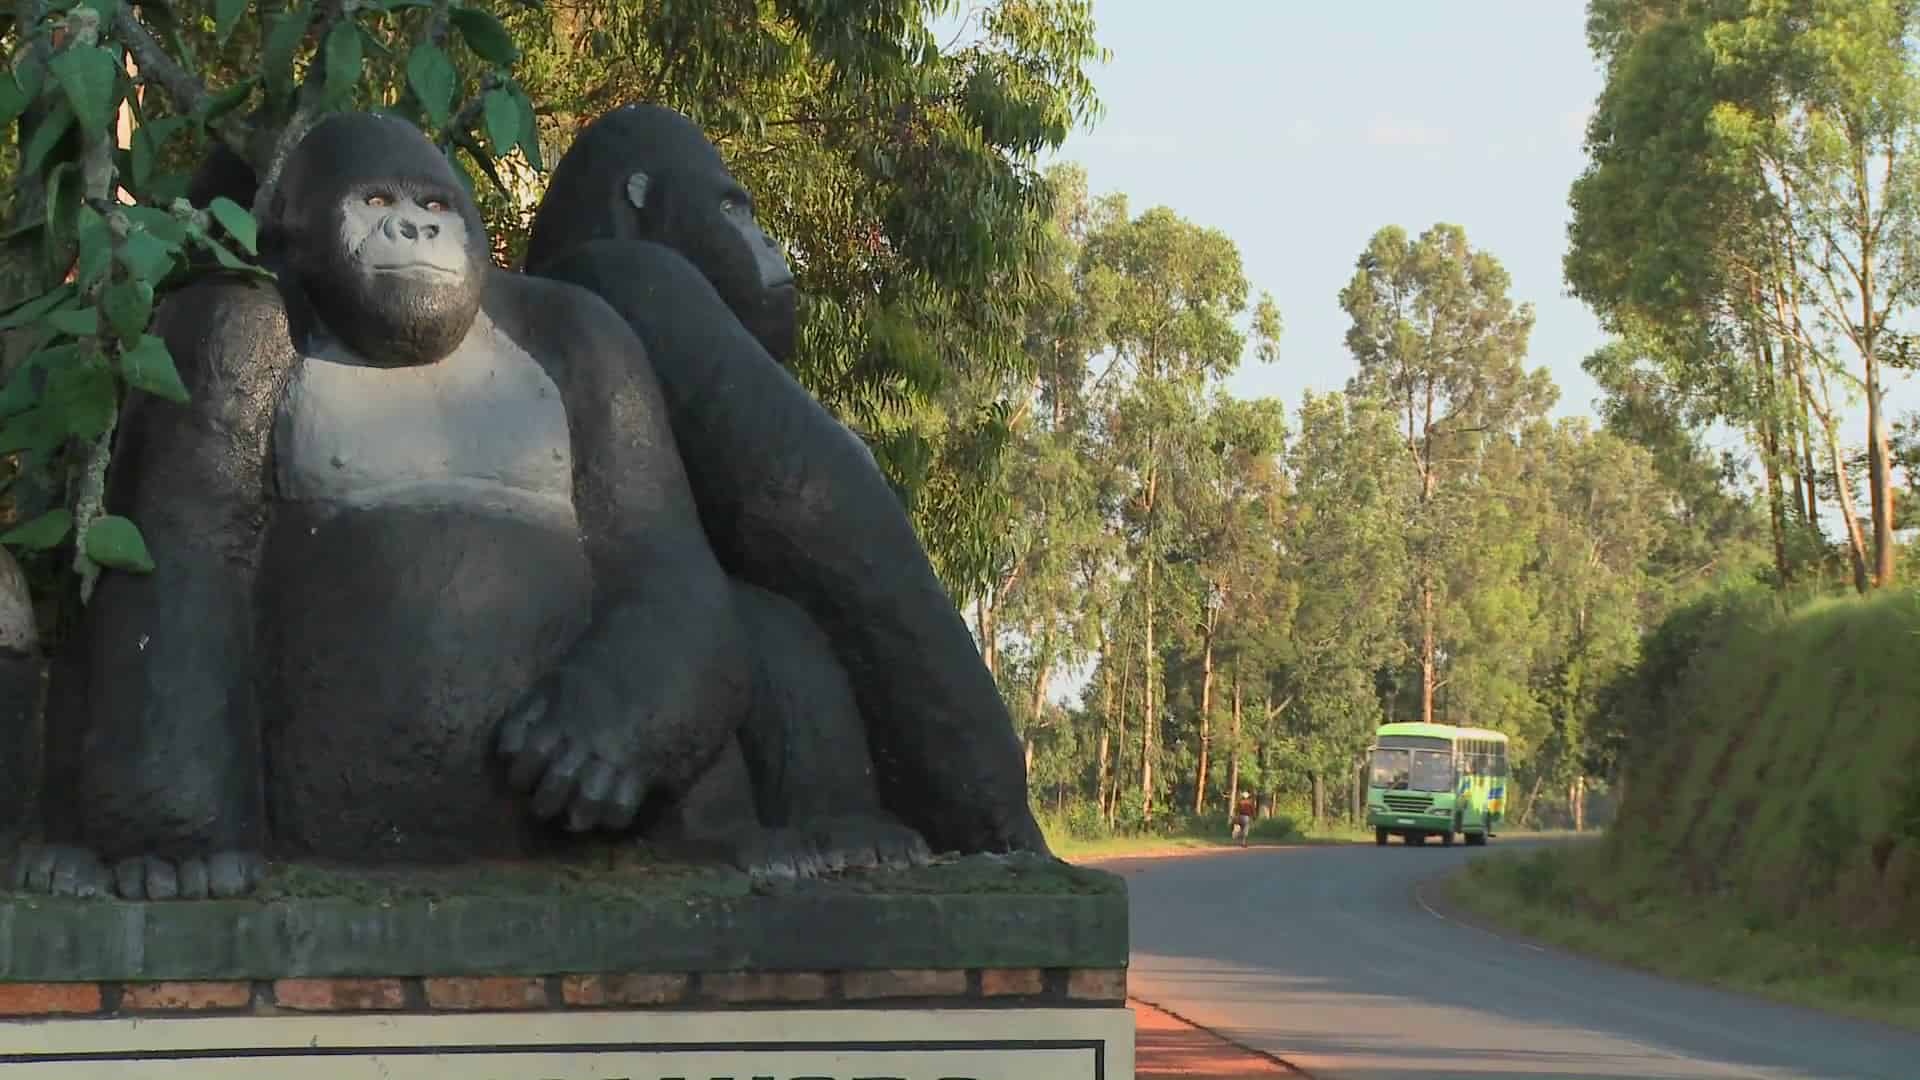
[1364,721,1508,846]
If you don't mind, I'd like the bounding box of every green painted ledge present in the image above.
[0,852,1128,981]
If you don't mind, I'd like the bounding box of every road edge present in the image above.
[1131,995,1320,1079]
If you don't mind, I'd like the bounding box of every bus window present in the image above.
[1494,743,1508,777]
[1369,747,1410,789]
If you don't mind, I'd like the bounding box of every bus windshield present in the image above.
[1369,747,1454,792]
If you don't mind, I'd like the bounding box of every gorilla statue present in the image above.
[16,113,757,898]
[521,104,1049,860]
[162,132,938,881]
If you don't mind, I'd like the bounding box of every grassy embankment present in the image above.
[1445,585,1920,1031]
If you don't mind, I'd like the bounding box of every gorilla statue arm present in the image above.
[21,278,296,899]
[485,270,754,830]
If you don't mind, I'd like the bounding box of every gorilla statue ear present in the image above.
[625,171,651,211]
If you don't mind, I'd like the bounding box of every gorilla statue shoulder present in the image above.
[522,104,1049,859]
[16,112,752,899]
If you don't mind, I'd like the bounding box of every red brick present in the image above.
[273,978,407,1011]
[843,969,967,1000]
[698,972,829,1004]
[980,968,1045,997]
[1066,968,1126,1002]
[121,981,253,1011]
[0,983,101,1016]
[423,976,547,1010]
[561,973,688,1007]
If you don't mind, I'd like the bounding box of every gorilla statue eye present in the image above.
[424,199,448,213]
[366,194,390,208]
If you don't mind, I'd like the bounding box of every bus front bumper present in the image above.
[1366,808,1453,831]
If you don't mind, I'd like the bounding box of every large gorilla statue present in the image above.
[161,133,938,881]
[521,104,1048,860]
[16,113,758,898]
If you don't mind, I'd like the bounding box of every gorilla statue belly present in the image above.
[15,113,752,899]
[522,104,1049,859]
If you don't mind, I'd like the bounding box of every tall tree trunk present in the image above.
[1191,610,1216,816]
[1755,334,1791,586]
[975,596,997,676]
[1812,361,1873,592]
[1225,670,1243,822]
[1140,556,1156,820]
[1854,146,1895,588]
[1793,345,1821,526]
[1572,775,1587,832]
[1867,351,1894,587]
[1311,771,1324,827]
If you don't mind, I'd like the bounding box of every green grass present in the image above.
[1424,587,1920,1031]
[1046,820,1372,860]
[1447,842,1920,1032]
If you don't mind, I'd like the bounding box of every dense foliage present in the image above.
[0,0,1106,640]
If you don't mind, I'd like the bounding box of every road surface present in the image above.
[1109,839,1920,1079]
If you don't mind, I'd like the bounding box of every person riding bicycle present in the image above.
[1231,791,1256,847]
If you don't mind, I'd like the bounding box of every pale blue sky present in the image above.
[1043,1,1610,420]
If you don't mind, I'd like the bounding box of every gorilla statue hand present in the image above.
[496,663,652,834]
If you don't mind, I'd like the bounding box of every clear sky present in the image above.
[1043,1,1612,421]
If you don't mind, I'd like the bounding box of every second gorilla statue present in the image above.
[18,113,757,898]
[522,104,1049,859]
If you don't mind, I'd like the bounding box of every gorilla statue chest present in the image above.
[274,312,576,521]
[260,312,595,862]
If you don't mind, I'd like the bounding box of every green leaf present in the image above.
[121,207,189,246]
[263,7,315,97]
[43,161,76,245]
[117,230,179,284]
[47,307,98,337]
[2,508,72,550]
[43,355,116,440]
[83,516,155,573]
[215,0,248,44]
[508,82,541,168]
[129,115,188,191]
[203,238,261,274]
[120,334,188,403]
[405,43,457,129]
[21,102,73,177]
[207,197,258,255]
[0,406,61,456]
[449,7,518,65]
[201,79,255,124]
[482,87,517,153]
[323,19,362,105]
[0,286,77,332]
[48,46,118,136]
[103,280,155,343]
[0,71,29,131]
[73,206,112,290]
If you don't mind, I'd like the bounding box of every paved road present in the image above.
[1108,839,1920,1079]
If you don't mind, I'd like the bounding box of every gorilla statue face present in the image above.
[525,104,799,363]
[265,113,490,368]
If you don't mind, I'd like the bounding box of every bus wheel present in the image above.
[1375,828,1389,846]
[1466,831,1487,846]
[1442,819,1457,846]
[1407,832,1426,845]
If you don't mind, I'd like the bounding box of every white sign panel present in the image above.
[0,1006,1133,1080]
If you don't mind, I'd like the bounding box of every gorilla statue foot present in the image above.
[731,817,932,882]
[9,844,114,897]
[10,844,265,900]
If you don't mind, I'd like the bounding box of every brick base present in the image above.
[0,967,1126,1017]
